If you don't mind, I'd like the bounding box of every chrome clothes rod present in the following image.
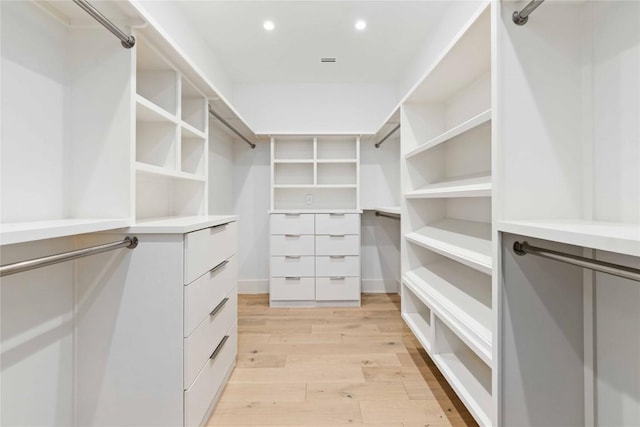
[375,211,400,220]
[73,0,135,48]
[512,0,545,25]
[208,106,256,149]
[375,124,400,148]
[513,241,640,283]
[0,237,138,278]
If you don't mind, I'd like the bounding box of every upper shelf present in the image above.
[406,219,492,275]
[405,109,491,159]
[498,220,640,258]
[136,95,178,124]
[406,175,491,199]
[0,218,130,246]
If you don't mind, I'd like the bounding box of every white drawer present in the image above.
[316,255,360,277]
[271,256,315,277]
[315,213,360,235]
[270,235,314,256]
[184,256,237,337]
[184,323,237,427]
[184,222,237,284]
[315,235,359,256]
[184,290,237,389]
[270,213,314,235]
[270,277,315,301]
[316,277,361,301]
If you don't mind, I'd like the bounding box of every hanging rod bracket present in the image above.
[512,0,545,26]
[72,0,136,49]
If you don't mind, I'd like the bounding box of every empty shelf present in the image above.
[136,94,178,124]
[1,218,130,246]
[406,175,491,199]
[181,121,206,139]
[405,109,491,159]
[136,162,205,182]
[404,260,492,364]
[401,312,432,353]
[406,219,492,275]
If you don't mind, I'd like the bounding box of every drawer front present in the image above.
[184,256,237,337]
[315,213,360,235]
[184,290,237,389]
[316,255,360,277]
[184,323,237,427]
[315,235,359,256]
[271,235,314,256]
[185,221,237,284]
[270,277,315,301]
[316,277,361,301]
[271,256,315,277]
[270,214,314,235]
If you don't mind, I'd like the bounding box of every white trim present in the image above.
[361,279,399,294]
[238,279,269,294]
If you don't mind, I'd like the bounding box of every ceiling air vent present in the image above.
[320,57,336,63]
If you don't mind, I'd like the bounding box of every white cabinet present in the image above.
[269,213,361,306]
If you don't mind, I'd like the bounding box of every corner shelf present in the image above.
[136,162,205,182]
[498,220,640,258]
[405,109,491,159]
[405,219,492,275]
[405,175,491,199]
[404,260,492,364]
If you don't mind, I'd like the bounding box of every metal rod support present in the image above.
[375,211,400,220]
[375,124,401,148]
[514,241,640,283]
[0,237,138,278]
[72,0,135,48]
[512,0,545,25]
[208,106,256,149]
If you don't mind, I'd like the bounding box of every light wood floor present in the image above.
[207,293,477,427]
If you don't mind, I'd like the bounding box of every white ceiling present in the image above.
[177,1,451,85]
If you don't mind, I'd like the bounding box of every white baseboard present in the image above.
[238,279,269,294]
[362,279,399,294]
[238,279,400,295]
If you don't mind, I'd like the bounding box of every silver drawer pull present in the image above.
[209,297,229,317]
[209,259,229,275]
[330,276,346,281]
[285,234,301,238]
[285,277,301,280]
[211,222,229,229]
[209,335,229,360]
[329,234,346,238]
[285,255,301,259]
[329,213,345,217]
[330,255,346,259]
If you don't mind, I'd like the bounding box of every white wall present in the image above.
[360,135,400,209]
[232,141,271,293]
[397,1,489,102]
[361,211,401,293]
[233,83,397,134]
[209,121,235,215]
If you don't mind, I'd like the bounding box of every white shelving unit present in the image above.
[270,136,360,211]
[400,3,494,425]
[134,36,209,221]
[496,1,640,426]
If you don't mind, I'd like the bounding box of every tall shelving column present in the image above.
[399,4,494,426]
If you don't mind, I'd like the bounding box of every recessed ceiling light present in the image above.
[263,20,275,31]
[355,20,367,31]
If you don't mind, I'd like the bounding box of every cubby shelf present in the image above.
[273,159,314,164]
[405,109,491,159]
[498,220,640,258]
[136,162,206,182]
[316,159,358,164]
[432,350,492,427]
[405,175,491,199]
[405,219,492,275]
[401,312,432,353]
[404,260,492,364]
[273,184,357,189]
[136,94,179,124]
[0,219,130,246]
[181,121,206,140]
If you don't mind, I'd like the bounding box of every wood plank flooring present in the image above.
[207,293,477,427]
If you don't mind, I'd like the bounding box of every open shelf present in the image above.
[273,159,314,164]
[273,184,357,189]
[406,219,492,275]
[181,138,205,177]
[273,163,314,186]
[136,95,179,124]
[316,137,358,160]
[181,77,206,132]
[317,163,357,186]
[498,220,640,258]
[136,162,205,182]
[404,260,492,364]
[136,38,178,116]
[181,121,206,140]
[316,159,357,164]
[0,218,131,246]
[401,282,433,353]
[406,175,491,199]
[406,109,491,159]
[273,137,314,160]
[136,121,177,169]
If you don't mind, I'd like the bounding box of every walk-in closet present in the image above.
[1,0,638,426]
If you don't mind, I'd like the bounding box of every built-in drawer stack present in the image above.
[269,213,361,306]
[183,221,238,426]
